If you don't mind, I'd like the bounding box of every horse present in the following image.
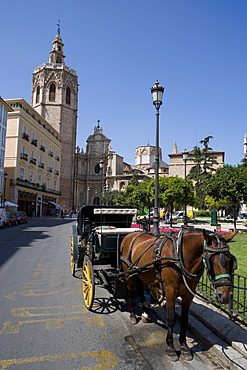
[120,227,237,361]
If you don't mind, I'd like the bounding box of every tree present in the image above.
[188,136,218,209]
[148,177,195,227]
[102,190,122,205]
[205,165,247,231]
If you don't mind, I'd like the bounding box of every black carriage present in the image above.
[70,205,140,309]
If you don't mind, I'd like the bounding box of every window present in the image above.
[30,150,34,160]
[1,128,6,147]
[0,149,4,168]
[32,132,35,141]
[142,151,148,164]
[94,164,100,174]
[54,180,57,191]
[46,177,50,189]
[22,145,26,154]
[38,174,42,185]
[29,171,33,183]
[0,104,2,123]
[36,86,40,103]
[23,126,27,134]
[66,87,71,104]
[20,167,24,180]
[49,83,56,101]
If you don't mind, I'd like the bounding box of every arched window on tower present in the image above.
[49,83,56,102]
[66,87,71,105]
[36,86,40,104]
[142,150,149,164]
[56,57,62,64]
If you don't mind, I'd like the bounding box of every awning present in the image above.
[38,200,49,204]
[48,201,62,208]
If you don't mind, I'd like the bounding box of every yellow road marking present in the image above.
[0,316,104,333]
[0,350,118,370]
[12,305,89,317]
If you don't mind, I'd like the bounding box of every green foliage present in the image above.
[102,190,122,205]
[195,210,211,217]
[205,165,247,230]
[204,195,229,210]
[188,136,218,209]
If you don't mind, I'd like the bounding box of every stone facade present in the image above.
[31,31,78,211]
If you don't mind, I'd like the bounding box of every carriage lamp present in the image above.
[151,81,164,237]
[3,172,8,208]
[183,149,188,226]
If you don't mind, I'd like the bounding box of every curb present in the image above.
[153,298,247,369]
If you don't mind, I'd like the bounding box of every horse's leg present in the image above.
[137,280,150,323]
[126,277,138,325]
[165,288,179,362]
[179,294,193,361]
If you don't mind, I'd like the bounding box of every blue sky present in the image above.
[1,0,246,166]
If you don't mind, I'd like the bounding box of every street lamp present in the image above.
[151,80,164,236]
[183,149,188,226]
[99,160,104,206]
[3,172,8,208]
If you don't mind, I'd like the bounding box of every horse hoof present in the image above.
[181,347,193,361]
[166,349,179,362]
[141,313,149,323]
[130,317,137,325]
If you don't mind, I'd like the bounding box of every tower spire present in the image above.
[57,19,61,35]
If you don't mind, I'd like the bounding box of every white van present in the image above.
[0,208,7,228]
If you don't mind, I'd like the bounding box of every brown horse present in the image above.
[120,227,237,361]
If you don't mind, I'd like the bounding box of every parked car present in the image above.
[138,212,154,221]
[15,211,28,224]
[172,211,190,221]
[6,212,18,226]
[0,208,7,228]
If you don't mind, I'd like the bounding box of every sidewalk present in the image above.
[152,298,247,369]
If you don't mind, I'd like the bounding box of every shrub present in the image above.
[194,210,211,217]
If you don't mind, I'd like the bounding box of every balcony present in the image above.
[30,158,37,165]
[38,162,44,169]
[40,145,45,152]
[10,178,61,196]
[55,155,60,161]
[48,151,53,157]
[20,153,28,161]
[47,167,53,173]
[54,170,59,176]
[31,139,37,146]
[22,133,29,141]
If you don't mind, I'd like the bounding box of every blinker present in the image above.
[220,253,227,268]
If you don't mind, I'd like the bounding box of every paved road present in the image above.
[0,217,228,369]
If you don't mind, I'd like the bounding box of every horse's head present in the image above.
[202,230,237,304]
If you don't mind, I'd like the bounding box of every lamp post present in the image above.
[151,81,164,236]
[3,172,8,208]
[183,149,188,226]
[99,160,104,206]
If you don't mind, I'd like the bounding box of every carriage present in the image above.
[70,204,237,361]
[70,205,141,309]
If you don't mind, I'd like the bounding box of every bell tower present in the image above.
[31,28,78,211]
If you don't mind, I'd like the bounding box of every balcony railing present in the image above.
[47,167,53,173]
[30,158,37,165]
[54,170,59,176]
[48,151,53,157]
[10,179,61,195]
[22,133,29,141]
[38,162,44,169]
[40,145,45,152]
[55,155,60,161]
[20,153,28,161]
[31,139,37,146]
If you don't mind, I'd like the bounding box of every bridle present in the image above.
[202,233,237,289]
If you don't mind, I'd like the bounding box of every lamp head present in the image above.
[151,80,164,108]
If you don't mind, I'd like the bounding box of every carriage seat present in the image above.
[94,227,141,253]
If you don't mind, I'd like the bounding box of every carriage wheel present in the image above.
[70,234,76,276]
[82,257,95,310]
[148,285,164,304]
